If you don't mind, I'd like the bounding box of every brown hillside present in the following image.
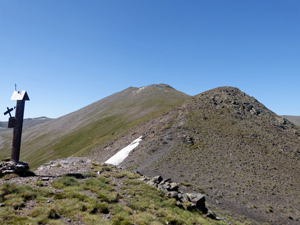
[93,86,300,224]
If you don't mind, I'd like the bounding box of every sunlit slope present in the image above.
[0,84,188,168]
[98,86,300,224]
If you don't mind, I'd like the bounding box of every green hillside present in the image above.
[1,85,300,224]
[0,84,188,169]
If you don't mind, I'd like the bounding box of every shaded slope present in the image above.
[0,84,188,168]
[96,86,300,224]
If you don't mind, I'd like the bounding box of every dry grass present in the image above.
[0,164,227,225]
[116,87,300,224]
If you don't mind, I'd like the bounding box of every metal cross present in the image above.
[15,84,17,91]
[4,107,14,118]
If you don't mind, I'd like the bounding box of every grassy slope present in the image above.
[1,84,299,224]
[108,87,300,224]
[0,84,188,169]
[0,164,227,225]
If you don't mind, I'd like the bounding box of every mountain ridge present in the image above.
[0,116,52,130]
[1,84,300,224]
[92,86,300,224]
[0,84,189,168]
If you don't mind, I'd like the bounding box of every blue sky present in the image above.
[0,0,299,121]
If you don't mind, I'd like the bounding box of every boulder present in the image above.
[186,193,207,212]
[163,183,171,190]
[179,193,189,202]
[160,178,172,185]
[0,161,29,175]
[166,191,179,199]
[169,182,179,191]
[151,175,163,184]
[147,175,211,215]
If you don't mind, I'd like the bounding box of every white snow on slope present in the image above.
[105,136,143,166]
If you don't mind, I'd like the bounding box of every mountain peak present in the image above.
[148,83,175,89]
[136,83,175,91]
[132,84,188,99]
[104,86,300,225]
[198,86,245,97]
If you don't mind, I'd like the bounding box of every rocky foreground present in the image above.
[0,157,230,225]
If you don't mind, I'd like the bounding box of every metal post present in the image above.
[11,99,25,163]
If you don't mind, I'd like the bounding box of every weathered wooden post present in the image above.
[0,90,30,175]
[10,90,30,163]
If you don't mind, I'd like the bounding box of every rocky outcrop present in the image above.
[35,157,93,177]
[0,161,29,175]
[140,175,219,220]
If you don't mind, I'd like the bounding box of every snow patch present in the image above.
[136,86,146,93]
[105,136,143,166]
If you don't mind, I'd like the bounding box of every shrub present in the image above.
[51,176,79,189]
[97,190,119,203]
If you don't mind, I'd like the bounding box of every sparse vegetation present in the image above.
[117,86,300,224]
[1,85,300,224]
[0,164,227,225]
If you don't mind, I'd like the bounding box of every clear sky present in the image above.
[0,0,299,121]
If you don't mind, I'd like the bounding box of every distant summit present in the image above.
[0,117,52,130]
[282,115,300,126]
[133,83,175,89]
[148,83,175,89]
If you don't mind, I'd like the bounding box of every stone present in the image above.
[216,217,226,220]
[166,191,178,199]
[160,178,172,185]
[146,181,156,187]
[206,210,217,219]
[151,175,163,184]
[0,161,29,175]
[163,183,171,190]
[186,193,207,212]
[179,193,189,202]
[50,162,60,167]
[183,136,194,145]
[157,184,165,191]
[146,175,211,216]
[189,203,196,210]
[169,182,179,191]
[176,201,183,208]
[137,177,147,182]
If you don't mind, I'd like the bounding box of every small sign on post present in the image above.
[4,107,16,128]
